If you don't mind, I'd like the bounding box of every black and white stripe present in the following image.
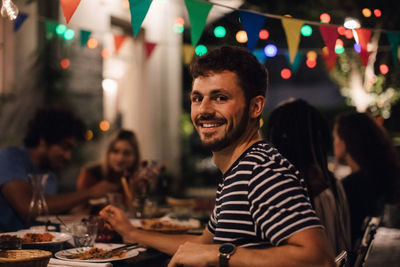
[207,141,321,247]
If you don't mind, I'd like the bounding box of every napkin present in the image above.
[48,258,113,267]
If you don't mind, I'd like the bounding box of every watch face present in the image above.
[219,243,236,254]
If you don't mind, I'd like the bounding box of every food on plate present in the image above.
[0,249,51,265]
[66,247,126,260]
[140,218,189,233]
[0,234,21,242]
[0,235,23,249]
[22,233,55,243]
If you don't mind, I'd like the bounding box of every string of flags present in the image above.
[9,0,400,72]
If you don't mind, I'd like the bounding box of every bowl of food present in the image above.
[0,249,52,267]
[0,234,23,250]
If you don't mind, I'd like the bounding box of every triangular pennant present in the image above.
[128,0,153,37]
[285,52,303,73]
[239,11,266,52]
[183,44,195,65]
[387,31,400,64]
[253,49,267,64]
[13,12,28,32]
[80,30,91,47]
[114,35,127,54]
[319,24,339,70]
[355,28,372,66]
[144,41,157,59]
[281,18,304,64]
[185,0,213,47]
[60,0,82,24]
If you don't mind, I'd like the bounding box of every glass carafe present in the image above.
[27,173,49,224]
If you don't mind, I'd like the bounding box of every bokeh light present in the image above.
[307,50,317,60]
[264,44,278,57]
[259,29,269,40]
[336,39,344,47]
[86,130,94,141]
[374,9,382,18]
[354,43,361,53]
[55,24,67,35]
[64,29,75,40]
[60,58,70,69]
[300,25,313,37]
[306,59,317,68]
[236,30,248,43]
[344,29,353,39]
[174,17,185,26]
[362,8,372,17]
[379,64,389,75]
[337,26,346,35]
[281,68,292,79]
[335,45,345,54]
[87,38,98,49]
[99,120,110,132]
[214,26,226,38]
[101,48,111,58]
[195,45,207,56]
[320,13,331,23]
[173,25,184,33]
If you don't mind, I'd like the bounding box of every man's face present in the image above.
[190,71,249,151]
[45,137,77,170]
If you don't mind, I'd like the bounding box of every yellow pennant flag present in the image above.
[281,18,304,64]
[183,44,195,65]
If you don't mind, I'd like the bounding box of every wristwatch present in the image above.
[219,243,236,267]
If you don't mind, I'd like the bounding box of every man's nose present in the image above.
[199,97,213,113]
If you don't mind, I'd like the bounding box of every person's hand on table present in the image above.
[168,242,219,267]
[99,205,135,238]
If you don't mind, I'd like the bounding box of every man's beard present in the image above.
[197,107,249,152]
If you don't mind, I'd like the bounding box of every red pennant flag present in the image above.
[61,0,82,24]
[356,28,372,66]
[114,35,127,55]
[319,25,338,70]
[144,41,157,59]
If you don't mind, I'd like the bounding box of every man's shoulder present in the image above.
[241,141,282,165]
[0,146,27,161]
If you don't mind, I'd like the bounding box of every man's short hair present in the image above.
[23,108,87,148]
[189,46,269,103]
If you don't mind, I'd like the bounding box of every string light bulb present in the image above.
[1,0,19,21]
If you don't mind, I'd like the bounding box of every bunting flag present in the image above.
[129,0,153,37]
[239,11,266,52]
[183,44,195,65]
[13,12,28,32]
[80,30,91,47]
[387,31,400,64]
[281,18,304,64]
[355,28,372,66]
[285,52,303,73]
[60,0,82,24]
[144,41,157,59]
[185,0,213,47]
[319,24,338,70]
[113,35,127,54]
[253,49,267,64]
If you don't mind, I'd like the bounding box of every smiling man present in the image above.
[0,108,118,231]
[100,46,335,267]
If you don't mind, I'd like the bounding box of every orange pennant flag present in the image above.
[281,17,304,64]
[61,0,82,24]
[144,41,157,59]
[114,35,127,55]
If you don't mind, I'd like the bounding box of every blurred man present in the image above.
[100,47,335,267]
[0,108,117,231]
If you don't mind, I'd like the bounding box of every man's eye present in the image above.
[191,96,202,103]
[216,95,227,101]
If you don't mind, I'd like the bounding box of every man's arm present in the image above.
[169,227,335,267]
[99,205,214,255]
[1,179,118,220]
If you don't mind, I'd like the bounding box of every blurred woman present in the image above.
[333,112,400,246]
[77,129,141,196]
[266,98,351,254]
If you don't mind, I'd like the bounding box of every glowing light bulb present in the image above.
[1,0,19,21]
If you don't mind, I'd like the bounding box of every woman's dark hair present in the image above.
[335,112,400,201]
[189,46,268,105]
[103,129,141,177]
[23,108,86,148]
[266,99,336,199]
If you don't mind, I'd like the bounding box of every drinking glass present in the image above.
[71,217,98,247]
[27,174,49,224]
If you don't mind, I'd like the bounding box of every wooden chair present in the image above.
[353,216,381,267]
[334,250,348,267]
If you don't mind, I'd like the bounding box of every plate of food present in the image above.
[2,230,72,245]
[139,217,199,234]
[55,243,139,262]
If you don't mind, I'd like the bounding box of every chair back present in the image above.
[334,250,348,267]
[353,216,381,267]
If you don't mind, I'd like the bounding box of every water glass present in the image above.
[71,217,98,247]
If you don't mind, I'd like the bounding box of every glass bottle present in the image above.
[27,173,49,224]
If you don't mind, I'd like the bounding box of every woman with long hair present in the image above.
[267,98,351,254]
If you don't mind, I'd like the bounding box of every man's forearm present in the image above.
[46,191,91,214]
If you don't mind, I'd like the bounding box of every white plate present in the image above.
[55,243,139,262]
[13,230,71,244]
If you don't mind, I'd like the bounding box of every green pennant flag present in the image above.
[387,31,400,64]
[80,29,91,47]
[129,0,153,37]
[45,20,58,39]
[185,0,213,47]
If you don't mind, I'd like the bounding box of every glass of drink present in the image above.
[71,217,98,247]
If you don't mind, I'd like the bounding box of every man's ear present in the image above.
[249,96,265,119]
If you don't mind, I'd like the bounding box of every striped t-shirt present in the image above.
[207,141,322,248]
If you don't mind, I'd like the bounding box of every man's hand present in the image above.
[99,205,135,238]
[168,242,219,267]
